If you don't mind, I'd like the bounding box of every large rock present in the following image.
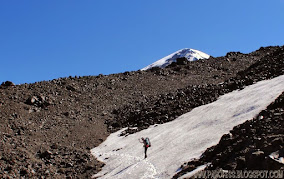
[1,81,15,87]
[25,95,51,108]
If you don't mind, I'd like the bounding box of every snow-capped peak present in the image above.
[141,48,210,70]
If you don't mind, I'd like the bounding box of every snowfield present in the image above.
[141,48,210,70]
[91,75,284,179]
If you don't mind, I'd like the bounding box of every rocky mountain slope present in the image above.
[174,91,284,178]
[0,45,283,178]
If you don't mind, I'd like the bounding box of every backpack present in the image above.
[145,137,151,147]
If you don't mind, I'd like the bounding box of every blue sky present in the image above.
[1,0,284,84]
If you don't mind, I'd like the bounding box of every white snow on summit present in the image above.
[141,48,210,70]
[91,75,284,179]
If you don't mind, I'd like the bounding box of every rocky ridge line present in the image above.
[110,46,284,136]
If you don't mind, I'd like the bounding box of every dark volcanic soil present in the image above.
[0,45,283,178]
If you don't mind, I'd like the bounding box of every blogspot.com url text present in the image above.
[194,170,283,178]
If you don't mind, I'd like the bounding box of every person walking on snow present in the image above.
[139,137,151,158]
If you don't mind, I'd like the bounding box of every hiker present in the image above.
[139,137,151,158]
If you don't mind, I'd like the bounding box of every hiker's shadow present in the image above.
[114,163,136,176]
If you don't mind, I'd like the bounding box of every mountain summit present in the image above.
[141,48,210,70]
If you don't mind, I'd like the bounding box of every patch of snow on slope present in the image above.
[180,164,209,179]
[91,75,284,179]
[270,150,284,164]
[141,48,210,70]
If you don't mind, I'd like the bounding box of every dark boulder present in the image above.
[176,57,188,65]
[1,81,15,87]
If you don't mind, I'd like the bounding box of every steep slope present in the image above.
[91,75,284,178]
[175,91,284,178]
[141,48,210,70]
[110,46,284,135]
[0,45,282,178]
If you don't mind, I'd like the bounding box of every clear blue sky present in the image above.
[1,0,284,84]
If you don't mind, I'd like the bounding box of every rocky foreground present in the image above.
[0,46,283,178]
[174,91,284,178]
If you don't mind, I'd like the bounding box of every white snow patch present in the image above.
[180,164,209,179]
[269,150,284,164]
[141,48,210,70]
[91,75,284,179]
